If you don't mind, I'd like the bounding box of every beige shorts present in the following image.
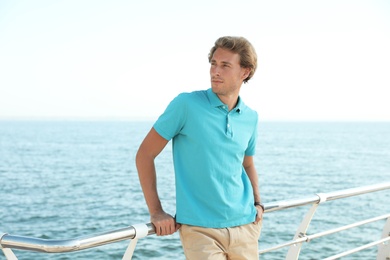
[179,221,262,260]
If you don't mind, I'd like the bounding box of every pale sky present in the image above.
[1,0,389,121]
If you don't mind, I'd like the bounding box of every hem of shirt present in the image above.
[176,216,256,229]
[153,124,171,141]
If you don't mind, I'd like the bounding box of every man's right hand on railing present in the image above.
[151,210,181,236]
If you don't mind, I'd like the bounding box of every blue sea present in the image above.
[1,121,389,259]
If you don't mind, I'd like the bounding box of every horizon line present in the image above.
[0,116,389,123]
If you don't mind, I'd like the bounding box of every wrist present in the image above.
[149,205,164,216]
[254,202,265,211]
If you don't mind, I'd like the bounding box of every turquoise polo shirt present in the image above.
[153,88,258,228]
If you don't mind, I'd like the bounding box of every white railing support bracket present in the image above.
[286,203,320,259]
[377,217,390,260]
[316,193,328,204]
[122,223,149,260]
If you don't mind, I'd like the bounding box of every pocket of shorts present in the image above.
[251,221,262,238]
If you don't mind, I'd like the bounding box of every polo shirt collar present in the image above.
[206,88,243,114]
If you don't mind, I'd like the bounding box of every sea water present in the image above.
[0,121,389,259]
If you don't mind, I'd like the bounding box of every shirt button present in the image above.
[227,124,230,127]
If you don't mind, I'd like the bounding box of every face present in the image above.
[210,48,250,98]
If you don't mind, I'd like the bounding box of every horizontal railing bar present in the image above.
[1,182,389,255]
[258,214,390,254]
[265,182,390,213]
[264,196,319,213]
[324,182,390,202]
[323,236,390,260]
[1,224,155,253]
[307,213,390,241]
[258,236,307,254]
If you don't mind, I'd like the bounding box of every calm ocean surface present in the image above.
[0,121,389,259]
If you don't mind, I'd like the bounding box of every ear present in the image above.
[241,68,251,80]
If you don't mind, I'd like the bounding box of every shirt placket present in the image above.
[226,112,233,138]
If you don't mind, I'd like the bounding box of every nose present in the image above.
[210,66,220,77]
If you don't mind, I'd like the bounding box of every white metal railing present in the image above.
[262,182,390,259]
[1,182,390,259]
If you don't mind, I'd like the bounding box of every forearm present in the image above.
[136,150,163,215]
[245,164,261,202]
[135,128,179,236]
[136,139,179,236]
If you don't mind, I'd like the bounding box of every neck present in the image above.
[217,93,239,111]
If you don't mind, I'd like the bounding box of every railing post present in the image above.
[285,193,327,260]
[377,217,390,260]
[122,223,150,260]
[1,233,18,260]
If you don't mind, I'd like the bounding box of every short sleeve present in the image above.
[245,112,258,156]
[153,93,188,141]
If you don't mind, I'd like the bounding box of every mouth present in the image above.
[211,78,223,83]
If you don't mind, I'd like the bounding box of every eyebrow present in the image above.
[211,59,232,66]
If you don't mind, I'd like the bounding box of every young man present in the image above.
[136,36,263,259]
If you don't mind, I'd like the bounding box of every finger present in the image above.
[167,223,175,235]
[175,223,181,231]
[157,226,163,236]
[159,224,167,236]
[168,225,174,235]
[254,214,261,224]
[160,226,165,236]
[165,224,171,235]
[161,223,170,236]
[152,223,161,236]
[163,224,172,236]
